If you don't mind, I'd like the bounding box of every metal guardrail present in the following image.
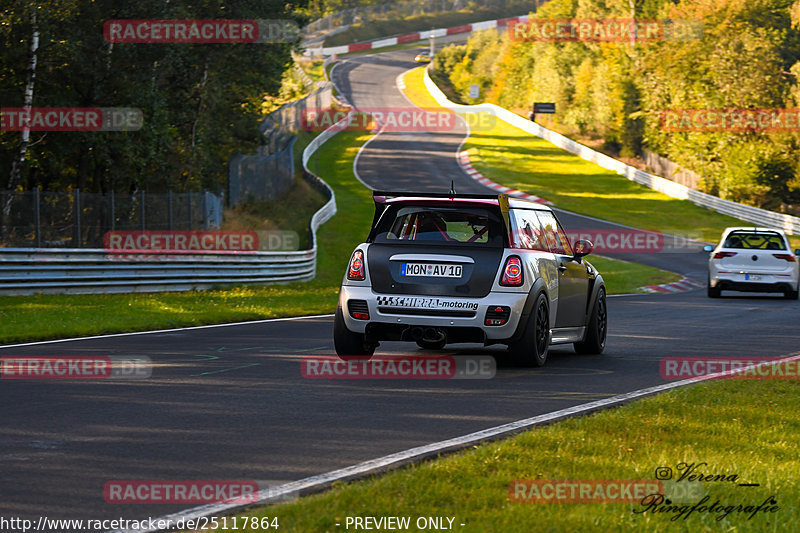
[0,115,346,295]
[423,67,800,236]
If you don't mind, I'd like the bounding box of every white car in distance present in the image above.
[705,227,800,299]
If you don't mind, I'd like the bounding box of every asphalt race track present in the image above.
[1,49,798,528]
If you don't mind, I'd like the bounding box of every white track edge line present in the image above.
[0,314,335,349]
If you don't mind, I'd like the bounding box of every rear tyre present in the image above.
[508,293,550,367]
[707,276,721,298]
[784,286,799,300]
[334,307,375,360]
[574,287,607,355]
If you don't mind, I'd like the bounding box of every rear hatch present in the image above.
[367,201,505,297]
[716,231,796,274]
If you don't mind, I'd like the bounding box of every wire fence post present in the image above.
[168,190,173,231]
[140,190,146,231]
[75,189,81,248]
[202,190,209,230]
[34,187,41,248]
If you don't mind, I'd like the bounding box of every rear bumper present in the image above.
[712,280,795,293]
[709,267,798,293]
[338,285,529,343]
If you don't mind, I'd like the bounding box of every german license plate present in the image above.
[745,274,761,281]
[401,263,462,278]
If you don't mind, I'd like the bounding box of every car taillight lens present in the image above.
[713,251,737,259]
[347,250,365,280]
[500,256,523,286]
[773,254,796,262]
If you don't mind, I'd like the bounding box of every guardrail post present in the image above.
[75,188,81,248]
[34,187,41,248]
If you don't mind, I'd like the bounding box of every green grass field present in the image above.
[192,367,800,533]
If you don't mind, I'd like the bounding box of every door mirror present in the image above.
[573,239,593,260]
[703,244,714,252]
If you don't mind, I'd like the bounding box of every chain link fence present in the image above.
[0,189,223,248]
[228,82,336,207]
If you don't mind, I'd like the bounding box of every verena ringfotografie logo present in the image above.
[510,19,703,42]
[510,480,663,503]
[0,356,151,380]
[104,480,258,504]
[660,356,800,381]
[103,19,300,44]
[661,109,800,132]
[301,355,495,380]
[1,108,142,131]
[103,230,299,253]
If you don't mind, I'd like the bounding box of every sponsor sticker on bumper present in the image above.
[376,296,478,311]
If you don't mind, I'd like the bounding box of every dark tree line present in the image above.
[0,0,313,195]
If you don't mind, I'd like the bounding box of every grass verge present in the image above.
[192,370,800,532]
[402,67,800,247]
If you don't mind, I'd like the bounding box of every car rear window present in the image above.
[372,204,504,246]
[723,231,787,250]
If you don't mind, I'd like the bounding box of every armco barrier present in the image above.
[422,67,800,235]
[0,116,347,295]
[307,14,531,56]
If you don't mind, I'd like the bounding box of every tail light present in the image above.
[500,256,523,286]
[773,254,797,262]
[713,251,737,259]
[347,250,366,280]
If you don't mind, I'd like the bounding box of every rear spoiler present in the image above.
[372,190,501,201]
[367,190,511,242]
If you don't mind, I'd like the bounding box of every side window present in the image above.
[535,211,573,255]
[509,209,548,251]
